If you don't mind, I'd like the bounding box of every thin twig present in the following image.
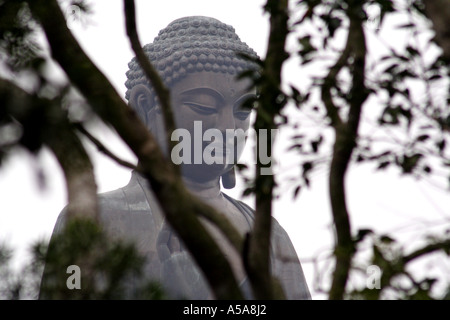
[123,0,178,163]
[74,123,138,171]
[321,38,351,128]
[403,239,450,264]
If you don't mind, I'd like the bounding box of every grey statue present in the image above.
[46,16,311,300]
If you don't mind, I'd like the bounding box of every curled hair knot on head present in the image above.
[124,16,260,107]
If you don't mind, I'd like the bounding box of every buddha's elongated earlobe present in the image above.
[221,166,236,189]
[129,84,168,156]
[129,84,153,125]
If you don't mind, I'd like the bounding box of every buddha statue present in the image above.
[46,16,311,300]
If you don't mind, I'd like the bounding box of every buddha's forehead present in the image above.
[170,71,254,99]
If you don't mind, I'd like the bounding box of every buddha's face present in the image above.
[169,71,255,183]
[130,70,256,184]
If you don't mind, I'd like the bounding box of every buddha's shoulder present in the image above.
[97,187,130,213]
[97,173,155,214]
[222,193,287,234]
[56,174,155,224]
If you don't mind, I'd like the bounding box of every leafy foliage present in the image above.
[287,0,449,191]
[1,219,166,300]
[347,230,450,300]
[282,0,449,299]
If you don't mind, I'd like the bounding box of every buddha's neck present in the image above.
[182,176,222,199]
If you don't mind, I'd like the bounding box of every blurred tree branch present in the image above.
[423,0,450,62]
[123,0,177,156]
[246,0,289,300]
[324,2,369,300]
[0,78,98,222]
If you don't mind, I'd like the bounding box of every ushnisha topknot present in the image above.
[124,16,260,103]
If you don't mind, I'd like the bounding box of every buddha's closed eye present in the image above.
[184,101,218,115]
[234,109,251,120]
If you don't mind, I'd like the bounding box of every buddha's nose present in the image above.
[216,108,236,132]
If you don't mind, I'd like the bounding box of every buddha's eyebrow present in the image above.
[179,87,224,102]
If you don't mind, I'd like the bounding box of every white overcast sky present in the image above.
[0,0,449,299]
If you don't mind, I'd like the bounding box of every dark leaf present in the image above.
[423,165,432,174]
[406,45,419,57]
[235,163,248,171]
[383,63,399,75]
[416,134,429,142]
[311,135,323,153]
[287,143,303,151]
[377,161,390,170]
[379,235,395,244]
[429,74,442,81]
[301,161,313,187]
[302,161,313,173]
[436,139,446,154]
[243,187,255,197]
[396,23,415,29]
[293,185,302,199]
[400,153,423,174]
[354,229,374,243]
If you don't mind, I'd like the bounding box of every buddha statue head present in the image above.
[125,16,260,188]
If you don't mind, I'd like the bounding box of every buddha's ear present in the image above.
[129,84,153,125]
